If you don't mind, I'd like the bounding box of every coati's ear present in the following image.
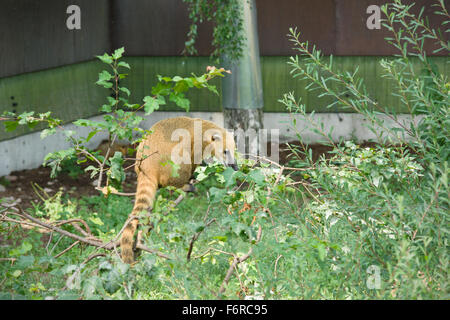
[211,133,222,141]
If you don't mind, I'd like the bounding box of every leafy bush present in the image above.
[1,0,448,300]
[278,0,449,299]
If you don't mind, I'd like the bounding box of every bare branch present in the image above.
[218,225,262,296]
[54,241,80,259]
[187,218,216,261]
[1,209,170,260]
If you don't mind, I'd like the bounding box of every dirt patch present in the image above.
[0,142,374,209]
[0,164,137,210]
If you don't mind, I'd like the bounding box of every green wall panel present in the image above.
[120,57,222,112]
[0,56,223,141]
[0,60,106,141]
[1,55,448,141]
[260,56,449,113]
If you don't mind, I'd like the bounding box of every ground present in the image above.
[0,142,365,209]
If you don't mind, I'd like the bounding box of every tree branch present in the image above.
[187,218,216,261]
[218,225,262,296]
[1,208,170,260]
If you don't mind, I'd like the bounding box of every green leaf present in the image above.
[12,270,22,278]
[248,169,266,186]
[97,70,113,82]
[99,104,111,113]
[9,241,32,256]
[85,130,99,143]
[112,47,125,60]
[172,76,183,82]
[85,165,99,178]
[209,187,227,203]
[169,92,190,111]
[82,276,103,300]
[120,87,131,96]
[151,82,172,96]
[104,270,121,294]
[89,216,104,226]
[4,121,19,132]
[96,53,113,64]
[96,80,113,89]
[107,152,126,187]
[143,96,160,114]
[40,128,56,139]
[117,61,131,69]
[73,119,103,128]
[173,80,190,93]
[316,243,326,261]
[15,255,35,269]
[222,166,245,188]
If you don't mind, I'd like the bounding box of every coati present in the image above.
[96,139,130,159]
[120,116,238,264]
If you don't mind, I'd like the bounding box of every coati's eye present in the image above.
[212,133,221,141]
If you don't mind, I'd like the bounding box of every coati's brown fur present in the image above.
[120,117,237,264]
[96,139,130,159]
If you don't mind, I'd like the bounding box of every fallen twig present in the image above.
[186,218,216,261]
[1,208,170,260]
[54,240,80,259]
[218,225,262,296]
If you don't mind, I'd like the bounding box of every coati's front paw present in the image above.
[182,180,197,193]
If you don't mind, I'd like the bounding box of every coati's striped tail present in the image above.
[120,174,158,264]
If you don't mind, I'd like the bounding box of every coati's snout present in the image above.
[224,149,239,171]
[210,131,238,171]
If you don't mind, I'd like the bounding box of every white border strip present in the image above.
[0,112,421,176]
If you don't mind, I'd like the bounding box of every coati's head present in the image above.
[204,128,238,171]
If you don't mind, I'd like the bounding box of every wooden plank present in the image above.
[111,0,214,56]
[0,0,110,78]
[335,0,449,56]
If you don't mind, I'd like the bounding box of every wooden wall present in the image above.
[0,0,448,141]
[0,0,110,78]
[1,0,448,78]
